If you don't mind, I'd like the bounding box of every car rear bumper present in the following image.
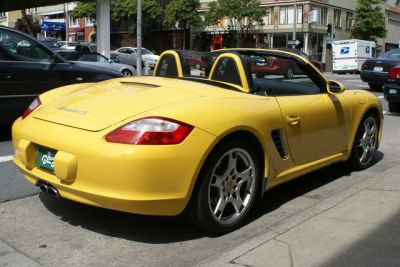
[384,84,400,103]
[12,117,216,216]
[360,70,387,84]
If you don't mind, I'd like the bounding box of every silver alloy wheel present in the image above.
[357,116,378,165]
[208,148,256,225]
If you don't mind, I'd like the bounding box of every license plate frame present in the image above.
[389,89,397,94]
[36,146,57,173]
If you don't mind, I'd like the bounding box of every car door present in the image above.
[262,54,352,165]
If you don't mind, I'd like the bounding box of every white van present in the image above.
[332,39,376,73]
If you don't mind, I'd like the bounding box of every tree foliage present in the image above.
[15,11,41,36]
[71,0,162,22]
[204,0,265,35]
[164,0,202,29]
[351,0,386,40]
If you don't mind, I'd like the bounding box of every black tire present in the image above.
[121,69,133,76]
[348,112,379,170]
[186,139,261,234]
[368,83,383,91]
[388,102,400,113]
[284,66,294,79]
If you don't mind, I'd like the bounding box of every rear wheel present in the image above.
[121,69,133,76]
[368,82,383,91]
[388,102,400,113]
[187,139,260,234]
[348,113,379,170]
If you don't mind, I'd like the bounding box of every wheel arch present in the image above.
[187,129,267,208]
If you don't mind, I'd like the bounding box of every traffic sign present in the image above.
[287,40,300,46]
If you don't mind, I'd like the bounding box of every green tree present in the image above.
[351,0,386,40]
[70,1,162,28]
[204,0,265,47]
[70,2,96,19]
[164,0,202,50]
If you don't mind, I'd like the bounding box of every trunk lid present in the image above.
[34,79,202,131]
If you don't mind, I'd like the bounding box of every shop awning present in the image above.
[41,20,65,32]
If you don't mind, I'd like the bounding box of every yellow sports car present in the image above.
[12,49,383,233]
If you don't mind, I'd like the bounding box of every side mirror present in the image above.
[327,80,345,94]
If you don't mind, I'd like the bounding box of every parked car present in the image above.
[361,48,400,91]
[0,26,123,125]
[275,47,322,70]
[384,66,400,112]
[12,49,382,233]
[74,43,97,53]
[113,47,159,69]
[62,52,135,76]
[57,41,78,50]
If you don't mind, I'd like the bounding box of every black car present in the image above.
[0,26,123,125]
[384,66,400,113]
[361,48,400,91]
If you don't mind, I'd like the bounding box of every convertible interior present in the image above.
[154,49,326,97]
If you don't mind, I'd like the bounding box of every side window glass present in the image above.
[249,54,322,96]
[79,53,104,62]
[211,57,242,86]
[180,51,213,78]
[155,54,178,77]
[0,29,52,63]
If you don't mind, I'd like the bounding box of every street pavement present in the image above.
[1,75,399,266]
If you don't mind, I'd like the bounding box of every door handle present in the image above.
[0,72,12,80]
[286,114,301,126]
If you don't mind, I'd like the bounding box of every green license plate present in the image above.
[36,146,57,173]
[389,89,397,94]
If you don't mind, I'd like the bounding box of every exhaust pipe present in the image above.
[39,183,59,198]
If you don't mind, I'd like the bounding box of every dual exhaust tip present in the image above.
[39,183,59,198]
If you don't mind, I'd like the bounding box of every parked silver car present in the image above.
[63,52,135,76]
[112,47,159,69]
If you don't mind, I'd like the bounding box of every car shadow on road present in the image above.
[0,124,12,141]
[39,151,384,243]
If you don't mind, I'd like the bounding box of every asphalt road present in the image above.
[0,74,398,266]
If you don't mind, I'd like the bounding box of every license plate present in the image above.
[389,89,397,94]
[373,66,383,72]
[36,146,57,173]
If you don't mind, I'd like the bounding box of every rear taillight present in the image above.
[106,117,194,145]
[361,61,367,70]
[22,97,42,119]
[388,66,400,80]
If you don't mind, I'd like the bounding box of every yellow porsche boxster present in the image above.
[12,49,383,233]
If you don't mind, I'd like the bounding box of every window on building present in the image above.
[85,17,95,27]
[310,6,328,25]
[334,10,342,28]
[279,5,303,25]
[346,12,354,29]
[69,16,79,28]
[263,8,272,25]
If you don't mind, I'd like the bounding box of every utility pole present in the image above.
[136,0,142,75]
[293,0,297,48]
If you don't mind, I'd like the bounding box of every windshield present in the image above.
[378,49,400,59]
[140,48,152,55]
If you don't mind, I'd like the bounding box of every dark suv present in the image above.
[0,26,123,125]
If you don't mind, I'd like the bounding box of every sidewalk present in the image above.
[197,163,400,267]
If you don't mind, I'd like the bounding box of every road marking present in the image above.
[0,155,13,163]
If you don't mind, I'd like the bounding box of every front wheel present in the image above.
[348,113,379,170]
[187,139,260,234]
[121,69,133,76]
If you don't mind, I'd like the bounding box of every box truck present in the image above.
[332,39,376,73]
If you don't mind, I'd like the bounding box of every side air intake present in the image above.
[271,129,287,158]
